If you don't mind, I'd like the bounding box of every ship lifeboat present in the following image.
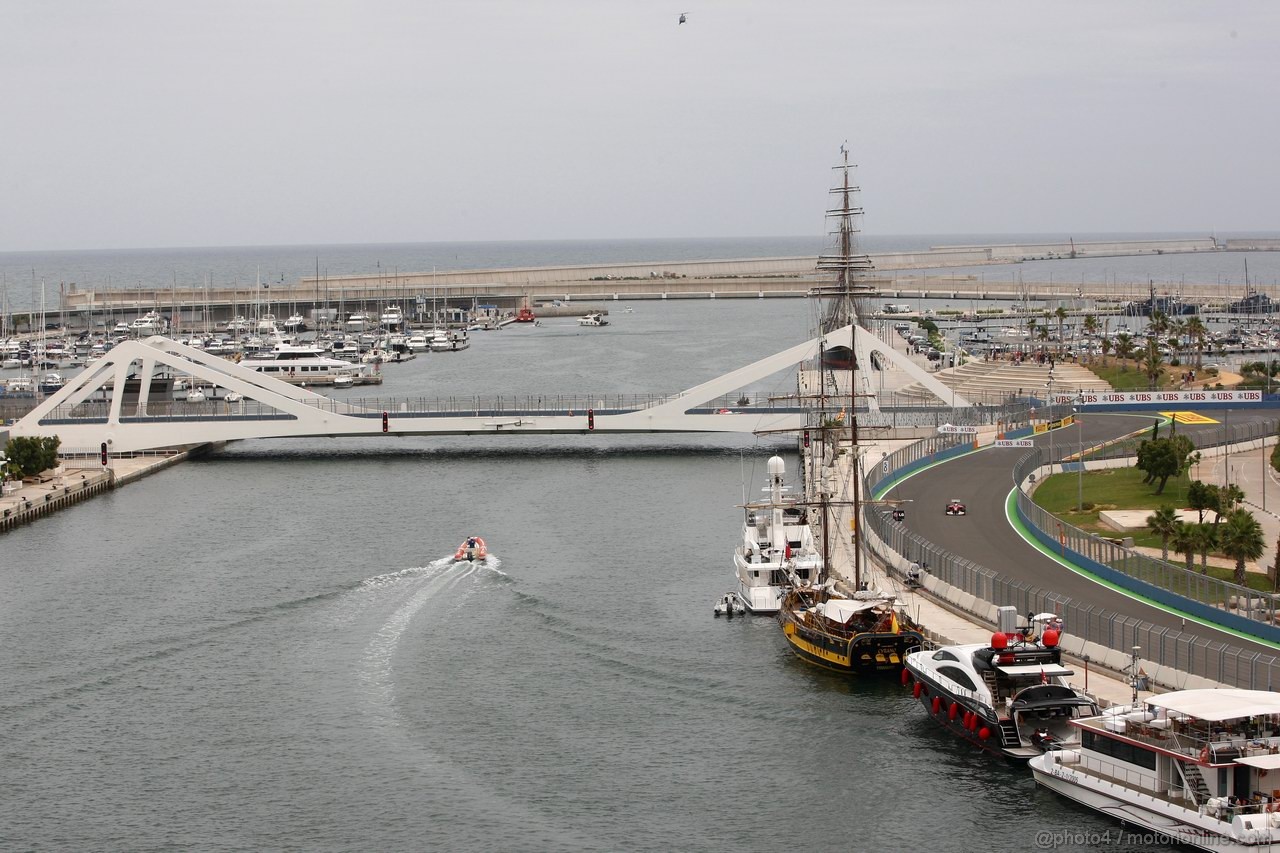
[454,536,488,562]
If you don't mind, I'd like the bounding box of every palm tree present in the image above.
[1055,306,1067,356]
[1194,522,1218,574]
[1082,314,1099,338]
[1149,309,1169,338]
[1141,338,1164,390]
[1147,505,1180,561]
[1115,333,1134,370]
[1171,521,1198,573]
[1185,316,1207,369]
[1100,336,1112,367]
[1219,508,1265,586]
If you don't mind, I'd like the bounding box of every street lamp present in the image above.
[1045,370,1055,475]
[1074,404,1084,512]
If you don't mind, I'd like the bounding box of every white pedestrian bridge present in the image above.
[8,327,966,454]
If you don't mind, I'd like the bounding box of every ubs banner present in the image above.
[1050,390,1264,407]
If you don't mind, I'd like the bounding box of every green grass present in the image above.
[1087,361,1178,391]
[1034,467,1191,517]
[1035,468,1278,595]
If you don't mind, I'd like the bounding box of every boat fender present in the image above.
[901,669,912,686]
[948,703,960,721]
[967,714,978,732]
[931,696,942,714]
[912,683,923,699]
[978,727,991,741]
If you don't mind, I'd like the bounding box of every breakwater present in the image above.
[54,238,1225,326]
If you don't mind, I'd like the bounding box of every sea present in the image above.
[3,234,1279,852]
[2,231,1280,315]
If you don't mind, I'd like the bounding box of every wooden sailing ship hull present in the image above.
[779,612,923,675]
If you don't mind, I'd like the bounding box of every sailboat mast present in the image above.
[812,143,878,588]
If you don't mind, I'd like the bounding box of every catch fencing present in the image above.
[864,437,1280,690]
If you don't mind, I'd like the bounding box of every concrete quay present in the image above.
[0,446,208,533]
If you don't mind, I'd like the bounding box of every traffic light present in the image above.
[587,408,595,431]
[802,429,810,448]
[100,442,108,466]
[382,411,389,433]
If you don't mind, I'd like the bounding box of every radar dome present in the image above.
[767,456,786,477]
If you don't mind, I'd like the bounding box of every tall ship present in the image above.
[903,607,1099,759]
[776,146,924,675]
[811,145,877,371]
[1031,688,1280,850]
[733,455,822,614]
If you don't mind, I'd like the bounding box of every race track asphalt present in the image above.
[880,409,1280,659]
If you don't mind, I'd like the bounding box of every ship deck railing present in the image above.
[1078,715,1280,764]
[1067,751,1202,809]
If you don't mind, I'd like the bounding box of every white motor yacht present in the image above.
[129,311,163,334]
[406,334,430,353]
[4,375,35,395]
[733,455,822,614]
[577,312,609,327]
[380,305,404,328]
[38,372,67,394]
[240,340,367,385]
[1031,688,1280,850]
[903,608,1098,760]
[428,329,453,352]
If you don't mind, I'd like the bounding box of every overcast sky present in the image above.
[2,1,1276,251]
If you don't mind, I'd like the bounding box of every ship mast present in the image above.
[811,144,878,588]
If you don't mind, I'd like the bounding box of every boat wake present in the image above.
[358,557,504,725]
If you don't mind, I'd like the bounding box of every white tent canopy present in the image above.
[815,599,882,623]
[1145,689,1280,723]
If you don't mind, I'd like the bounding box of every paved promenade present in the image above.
[0,449,199,532]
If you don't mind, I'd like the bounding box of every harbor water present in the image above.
[0,240,1262,852]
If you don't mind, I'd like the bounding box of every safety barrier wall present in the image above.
[1013,448,1280,643]
[863,435,1280,690]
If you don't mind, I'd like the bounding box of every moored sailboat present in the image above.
[775,145,924,675]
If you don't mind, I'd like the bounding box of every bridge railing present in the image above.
[862,438,1280,690]
[30,391,1044,427]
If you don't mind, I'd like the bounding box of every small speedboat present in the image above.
[454,536,488,562]
[224,391,243,403]
[713,592,745,618]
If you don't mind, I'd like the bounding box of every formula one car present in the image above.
[944,499,967,516]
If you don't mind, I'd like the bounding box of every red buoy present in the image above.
[913,683,923,699]
[978,727,991,740]
[990,632,1008,650]
[931,696,942,714]
[1042,628,1060,647]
